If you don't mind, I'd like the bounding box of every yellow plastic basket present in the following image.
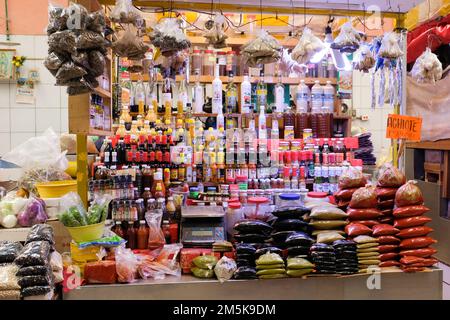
[66,221,105,243]
[35,180,77,198]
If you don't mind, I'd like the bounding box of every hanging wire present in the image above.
[260,0,263,29]
[303,0,306,26]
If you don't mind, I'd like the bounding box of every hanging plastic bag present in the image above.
[87,10,106,34]
[379,32,403,59]
[58,192,88,227]
[145,210,165,250]
[353,43,375,72]
[150,18,191,57]
[331,21,362,53]
[203,15,228,49]
[291,27,324,65]
[411,47,443,83]
[110,0,142,25]
[241,29,282,67]
[64,3,89,30]
[48,30,77,55]
[115,246,138,283]
[278,48,308,75]
[377,163,406,187]
[112,26,150,60]
[46,3,68,35]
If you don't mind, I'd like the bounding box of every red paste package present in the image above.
[400,255,426,265]
[334,188,358,200]
[349,186,378,209]
[378,236,401,245]
[372,224,399,237]
[380,209,393,216]
[402,266,425,272]
[338,166,367,189]
[395,180,424,207]
[348,208,382,220]
[379,252,398,261]
[399,247,437,258]
[375,187,398,199]
[345,223,372,237]
[378,216,394,225]
[399,236,437,250]
[379,245,398,253]
[354,220,380,228]
[379,260,401,267]
[84,260,117,284]
[378,199,395,210]
[393,216,432,229]
[392,205,430,218]
[396,226,433,239]
[377,163,406,188]
[401,257,438,267]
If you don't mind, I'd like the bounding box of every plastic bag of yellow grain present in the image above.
[70,241,106,263]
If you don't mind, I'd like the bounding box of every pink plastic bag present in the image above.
[17,198,48,227]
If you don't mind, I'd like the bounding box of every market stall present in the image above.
[0,0,446,301]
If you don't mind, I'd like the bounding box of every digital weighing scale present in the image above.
[180,206,226,247]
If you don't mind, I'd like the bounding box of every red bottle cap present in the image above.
[142,152,148,162]
[164,152,171,163]
[291,166,298,177]
[283,166,290,178]
[135,152,141,163]
[161,135,168,145]
[156,151,163,162]
[155,135,161,144]
[291,150,298,162]
[127,151,133,161]
[139,135,145,144]
[147,135,153,144]
[149,151,156,162]
[124,135,131,144]
[284,151,291,164]
[307,191,328,198]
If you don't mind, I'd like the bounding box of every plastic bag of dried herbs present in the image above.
[241,30,282,67]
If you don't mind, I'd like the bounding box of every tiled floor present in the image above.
[438,262,450,300]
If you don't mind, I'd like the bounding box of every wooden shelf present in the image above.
[129,74,337,85]
[406,140,450,151]
[89,128,113,136]
[94,87,112,98]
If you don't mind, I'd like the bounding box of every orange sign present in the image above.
[386,114,422,141]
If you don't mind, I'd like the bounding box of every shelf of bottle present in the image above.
[93,87,112,98]
[129,74,337,85]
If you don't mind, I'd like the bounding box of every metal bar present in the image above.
[98,0,406,19]
[76,133,88,209]
[4,0,10,41]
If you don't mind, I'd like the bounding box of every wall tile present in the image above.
[36,62,56,85]
[352,71,361,86]
[0,108,10,132]
[0,84,10,108]
[60,88,68,109]
[36,108,61,132]
[359,86,372,108]
[61,108,68,133]
[7,35,35,57]
[360,72,371,87]
[0,133,11,156]
[11,108,35,132]
[352,85,361,110]
[34,36,49,59]
[11,132,35,149]
[35,84,61,108]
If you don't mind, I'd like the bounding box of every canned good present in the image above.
[303,128,313,142]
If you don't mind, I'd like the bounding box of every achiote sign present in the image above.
[386,114,422,141]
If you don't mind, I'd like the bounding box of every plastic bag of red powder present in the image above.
[379,252,398,261]
[375,187,398,200]
[399,247,437,258]
[378,216,394,225]
[380,208,393,216]
[338,166,367,189]
[377,163,406,188]
[348,208,382,220]
[399,236,437,250]
[379,245,398,253]
[379,260,401,267]
[396,226,433,239]
[334,188,358,200]
[393,216,432,229]
[378,236,401,245]
[372,224,399,237]
[395,180,424,207]
[392,205,430,218]
[401,257,438,267]
[349,186,378,209]
[345,223,372,237]
[400,255,426,265]
[378,199,394,210]
[353,220,379,228]
[401,266,425,272]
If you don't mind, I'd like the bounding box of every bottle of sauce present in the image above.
[162,220,171,244]
[137,220,149,249]
[166,197,176,223]
[126,221,136,249]
[112,221,124,238]
[151,171,166,198]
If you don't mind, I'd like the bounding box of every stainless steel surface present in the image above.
[64,269,443,300]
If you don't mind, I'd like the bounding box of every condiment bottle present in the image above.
[126,221,136,249]
[137,220,149,249]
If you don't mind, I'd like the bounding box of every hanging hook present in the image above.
[303,0,306,27]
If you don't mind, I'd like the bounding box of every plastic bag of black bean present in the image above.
[55,61,87,81]
[76,30,107,50]
[88,50,105,77]
[15,241,51,267]
[21,285,52,297]
[25,224,54,245]
[0,241,23,263]
[18,274,53,288]
[48,30,77,55]
[16,265,51,277]
[87,10,106,33]
[46,4,68,35]
[44,52,66,71]
[67,85,92,96]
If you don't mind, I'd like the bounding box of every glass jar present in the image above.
[217,51,227,76]
[191,49,203,76]
[203,50,215,76]
[226,51,237,76]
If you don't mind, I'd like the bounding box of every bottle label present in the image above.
[226,94,237,110]
[249,168,257,179]
[322,166,329,178]
[275,87,284,112]
[322,182,330,194]
[162,93,172,106]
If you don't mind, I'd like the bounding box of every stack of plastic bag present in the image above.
[310,243,336,274]
[394,181,438,272]
[214,256,237,282]
[0,241,23,300]
[333,239,358,275]
[376,163,406,225]
[333,166,367,211]
[255,252,286,279]
[44,3,109,95]
[309,206,348,243]
[354,235,380,273]
[286,257,314,277]
[190,255,218,279]
[14,224,55,299]
[411,48,443,83]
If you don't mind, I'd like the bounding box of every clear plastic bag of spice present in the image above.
[241,30,282,67]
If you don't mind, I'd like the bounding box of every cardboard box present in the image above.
[180,248,220,274]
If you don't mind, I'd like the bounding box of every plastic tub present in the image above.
[278,193,302,207]
[305,191,330,203]
[35,180,77,198]
[66,221,105,242]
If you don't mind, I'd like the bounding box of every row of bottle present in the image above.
[110,196,177,222]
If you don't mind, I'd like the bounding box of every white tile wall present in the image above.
[352,70,395,160]
[0,35,69,156]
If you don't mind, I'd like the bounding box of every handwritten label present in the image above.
[386,114,422,141]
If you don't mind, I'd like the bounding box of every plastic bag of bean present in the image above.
[399,237,437,250]
[18,274,53,288]
[14,241,51,267]
[395,180,424,207]
[372,224,399,237]
[0,264,20,290]
[55,61,87,81]
[76,30,108,50]
[379,252,398,262]
[48,30,77,55]
[347,208,382,220]
[88,50,106,77]
[378,236,400,245]
[349,186,378,208]
[345,223,372,237]
[375,187,398,200]
[21,285,52,297]
[87,10,106,33]
[377,163,406,188]
[334,188,358,200]
[379,261,401,267]
[46,4,68,35]
[399,247,437,258]
[0,241,23,263]
[16,265,51,277]
[353,220,379,228]
[25,224,54,245]
[44,52,66,71]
